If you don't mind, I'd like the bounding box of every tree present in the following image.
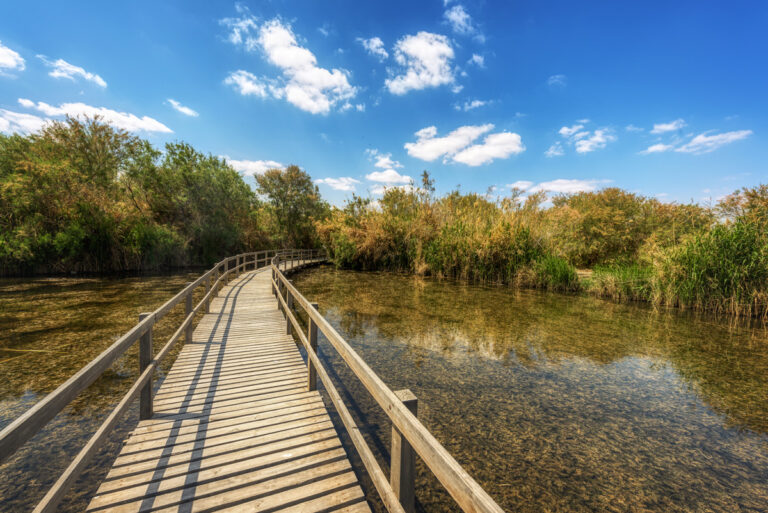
[256,165,329,248]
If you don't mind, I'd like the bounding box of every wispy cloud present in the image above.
[467,54,484,67]
[222,13,357,114]
[366,149,403,169]
[545,142,564,157]
[454,99,489,111]
[357,37,388,61]
[639,143,675,154]
[443,4,483,41]
[529,179,609,194]
[0,41,25,75]
[547,74,566,88]
[625,124,643,132]
[315,177,361,191]
[553,121,616,154]
[166,99,198,117]
[385,32,456,95]
[650,118,686,134]
[37,56,106,87]
[675,130,752,154]
[366,169,412,184]
[18,98,171,133]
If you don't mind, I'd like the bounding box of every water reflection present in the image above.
[293,267,768,513]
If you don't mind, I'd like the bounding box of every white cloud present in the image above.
[225,158,284,175]
[224,70,269,97]
[443,5,483,41]
[385,32,456,95]
[0,109,48,134]
[547,74,566,87]
[222,16,357,114]
[640,143,674,154]
[452,132,525,166]
[554,121,616,154]
[18,98,172,133]
[370,183,416,195]
[468,54,484,67]
[0,41,25,74]
[357,37,388,61]
[650,118,686,134]
[366,169,412,184]
[455,99,488,111]
[404,124,493,161]
[529,179,608,194]
[508,180,533,190]
[37,56,106,87]
[545,142,564,157]
[558,124,584,137]
[315,177,361,191]
[675,130,752,154]
[366,149,403,169]
[574,129,616,153]
[625,124,643,132]
[167,99,199,117]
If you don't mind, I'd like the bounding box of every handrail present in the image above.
[0,248,311,513]
[271,251,505,513]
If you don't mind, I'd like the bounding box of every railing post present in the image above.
[391,389,418,513]
[185,288,193,343]
[286,288,293,336]
[204,273,211,314]
[307,303,318,391]
[138,313,153,420]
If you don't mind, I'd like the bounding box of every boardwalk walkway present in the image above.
[86,268,370,512]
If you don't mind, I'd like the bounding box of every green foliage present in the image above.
[587,264,654,302]
[534,255,579,291]
[0,117,324,274]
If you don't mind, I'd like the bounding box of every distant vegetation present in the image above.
[3,118,766,317]
[0,117,328,274]
[318,173,768,318]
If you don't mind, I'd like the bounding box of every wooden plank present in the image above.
[87,267,370,513]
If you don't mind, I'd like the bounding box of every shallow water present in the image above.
[291,266,768,513]
[0,272,203,512]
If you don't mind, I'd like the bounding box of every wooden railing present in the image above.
[0,249,323,513]
[271,251,505,513]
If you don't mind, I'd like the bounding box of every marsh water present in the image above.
[0,272,202,512]
[290,267,768,513]
[0,266,767,512]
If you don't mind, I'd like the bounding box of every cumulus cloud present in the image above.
[366,169,412,184]
[37,56,106,87]
[404,124,493,161]
[0,41,25,74]
[357,37,388,61]
[547,74,566,87]
[167,99,198,117]
[315,177,361,191]
[225,158,284,175]
[650,118,686,134]
[452,132,525,166]
[385,32,456,95]
[0,109,48,134]
[366,149,403,169]
[222,15,357,114]
[675,130,752,154]
[17,98,172,133]
[370,183,416,196]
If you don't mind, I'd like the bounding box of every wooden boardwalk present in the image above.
[86,268,370,512]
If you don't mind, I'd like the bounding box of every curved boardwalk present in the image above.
[86,268,369,512]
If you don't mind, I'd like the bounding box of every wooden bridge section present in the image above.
[86,269,369,512]
[0,250,505,513]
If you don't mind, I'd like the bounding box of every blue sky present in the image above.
[1,1,766,205]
